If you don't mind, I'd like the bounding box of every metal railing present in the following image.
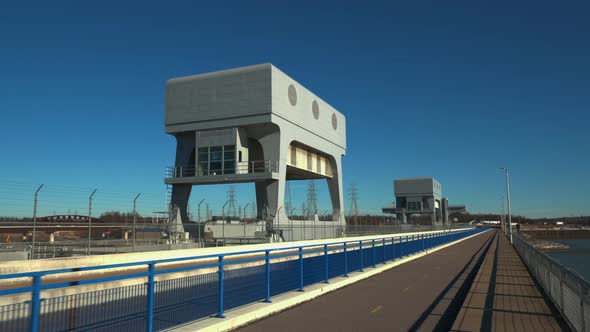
[513,234,589,332]
[0,228,487,332]
[165,160,279,178]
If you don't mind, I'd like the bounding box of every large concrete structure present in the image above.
[382,178,456,225]
[164,64,346,238]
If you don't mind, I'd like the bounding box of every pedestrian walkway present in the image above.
[451,231,569,331]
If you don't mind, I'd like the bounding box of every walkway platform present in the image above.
[233,230,567,332]
[452,231,569,331]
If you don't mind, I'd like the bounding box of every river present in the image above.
[544,239,590,282]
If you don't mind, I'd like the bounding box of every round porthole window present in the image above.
[331,113,338,130]
[288,84,297,106]
[312,100,320,119]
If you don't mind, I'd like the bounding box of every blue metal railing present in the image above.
[0,228,488,332]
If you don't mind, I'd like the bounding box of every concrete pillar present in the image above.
[443,198,449,225]
[171,132,196,235]
[256,131,288,226]
[327,156,344,223]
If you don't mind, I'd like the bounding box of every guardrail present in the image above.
[0,228,487,332]
[165,160,278,178]
[513,234,589,332]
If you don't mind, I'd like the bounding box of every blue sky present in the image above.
[0,1,589,218]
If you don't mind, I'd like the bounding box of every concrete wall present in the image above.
[165,64,272,129]
[394,177,442,200]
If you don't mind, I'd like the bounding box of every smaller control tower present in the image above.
[382,178,452,225]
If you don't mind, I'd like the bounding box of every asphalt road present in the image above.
[238,230,496,332]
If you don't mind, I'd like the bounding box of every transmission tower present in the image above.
[227,186,238,218]
[305,180,318,219]
[348,184,360,225]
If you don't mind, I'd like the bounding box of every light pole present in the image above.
[500,167,513,244]
[500,194,506,235]
[133,193,141,251]
[197,199,205,246]
[88,189,97,255]
[31,184,44,259]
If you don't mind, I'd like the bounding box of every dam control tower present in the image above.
[164,64,346,239]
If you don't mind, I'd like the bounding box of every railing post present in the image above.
[344,242,348,277]
[324,245,329,283]
[265,251,272,301]
[146,263,155,332]
[299,248,304,291]
[218,256,225,318]
[391,237,395,260]
[382,238,386,263]
[422,234,425,251]
[372,239,376,268]
[579,281,586,332]
[30,275,42,332]
[359,241,364,272]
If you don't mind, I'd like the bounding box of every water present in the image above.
[544,239,590,282]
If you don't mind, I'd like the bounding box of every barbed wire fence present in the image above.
[0,179,465,258]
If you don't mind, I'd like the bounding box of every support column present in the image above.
[327,156,344,224]
[256,131,288,228]
[170,132,195,236]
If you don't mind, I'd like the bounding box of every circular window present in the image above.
[331,113,338,130]
[288,84,297,106]
[312,100,320,119]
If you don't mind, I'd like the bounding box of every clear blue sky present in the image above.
[1,1,589,218]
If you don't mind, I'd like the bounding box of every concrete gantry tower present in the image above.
[164,64,347,236]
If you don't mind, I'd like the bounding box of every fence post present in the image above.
[422,234,425,251]
[382,238,386,263]
[146,263,155,332]
[265,251,272,301]
[299,248,304,291]
[578,281,586,332]
[372,239,376,268]
[344,242,348,277]
[324,245,329,283]
[30,275,42,332]
[391,237,395,260]
[218,256,225,318]
[559,270,564,311]
[359,241,364,272]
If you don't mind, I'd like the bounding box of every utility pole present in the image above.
[197,199,205,246]
[243,202,250,239]
[348,184,360,228]
[133,193,141,251]
[227,187,237,219]
[31,184,44,259]
[276,206,283,241]
[500,167,513,244]
[88,189,97,255]
[222,200,229,244]
[305,180,318,219]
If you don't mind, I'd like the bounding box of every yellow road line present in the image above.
[370,305,383,314]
